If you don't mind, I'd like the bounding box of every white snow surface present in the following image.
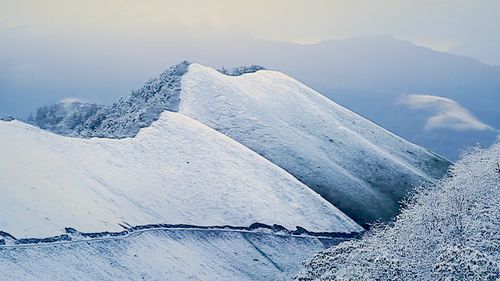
[179,63,450,224]
[0,112,361,238]
[0,228,334,281]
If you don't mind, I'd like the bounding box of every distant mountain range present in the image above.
[3,35,498,159]
[188,35,500,160]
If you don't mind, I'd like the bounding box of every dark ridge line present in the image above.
[0,222,362,246]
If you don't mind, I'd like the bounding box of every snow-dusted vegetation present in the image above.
[27,62,189,138]
[218,65,266,76]
[78,62,189,138]
[296,142,500,280]
[27,99,102,136]
[27,62,266,139]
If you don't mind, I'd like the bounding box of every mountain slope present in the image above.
[0,113,361,238]
[178,63,450,225]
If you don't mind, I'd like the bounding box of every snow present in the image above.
[0,112,361,238]
[26,62,265,139]
[0,228,336,281]
[178,63,451,225]
[0,61,462,280]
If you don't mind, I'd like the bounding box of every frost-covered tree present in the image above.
[79,61,189,138]
[217,65,266,76]
[26,62,190,138]
[27,99,102,136]
[297,142,500,281]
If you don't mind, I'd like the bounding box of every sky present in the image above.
[2,0,500,52]
[1,0,500,116]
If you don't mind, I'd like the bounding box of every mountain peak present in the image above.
[179,63,450,224]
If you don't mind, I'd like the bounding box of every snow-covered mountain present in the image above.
[1,61,454,280]
[23,62,450,225]
[0,113,360,238]
[178,63,450,225]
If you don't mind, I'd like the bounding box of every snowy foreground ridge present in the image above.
[0,226,350,281]
[0,112,360,238]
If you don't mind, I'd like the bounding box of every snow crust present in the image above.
[0,112,361,238]
[179,63,450,224]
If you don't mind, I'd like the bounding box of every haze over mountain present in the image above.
[188,35,500,160]
[3,35,498,159]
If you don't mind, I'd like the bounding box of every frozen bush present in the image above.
[297,141,500,280]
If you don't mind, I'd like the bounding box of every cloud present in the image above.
[398,94,494,131]
[59,98,89,104]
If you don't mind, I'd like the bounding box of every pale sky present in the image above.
[1,0,500,53]
[1,0,500,116]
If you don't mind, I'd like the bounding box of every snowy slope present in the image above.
[0,113,361,238]
[0,228,339,281]
[179,63,450,224]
